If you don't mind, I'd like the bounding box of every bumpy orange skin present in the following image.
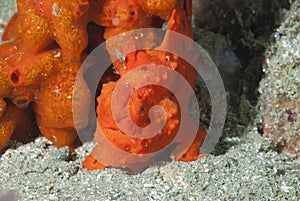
[0,0,207,171]
[83,1,207,172]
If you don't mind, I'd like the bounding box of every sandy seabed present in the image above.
[0,0,299,200]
